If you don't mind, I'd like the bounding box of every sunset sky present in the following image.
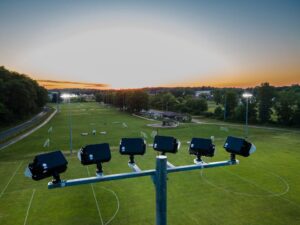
[0,0,299,89]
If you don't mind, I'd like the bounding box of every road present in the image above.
[0,107,57,150]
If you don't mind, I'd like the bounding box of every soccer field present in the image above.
[0,102,299,225]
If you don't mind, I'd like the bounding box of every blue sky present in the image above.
[0,0,299,88]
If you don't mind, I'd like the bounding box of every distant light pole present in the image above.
[242,93,253,137]
[68,97,73,154]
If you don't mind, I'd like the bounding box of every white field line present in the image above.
[87,167,104,225]
[102,187,120,225]
[222,169,300,208]
[0,108,57,150]
[0,161,23,198]
[23,189,35,225]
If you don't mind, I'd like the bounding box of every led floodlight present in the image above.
[78,143,111,175]
[189,138,215,163]
[223,136,256,159]
[119,138,146,164]
[26,150,68,183]
[153,135,179,154]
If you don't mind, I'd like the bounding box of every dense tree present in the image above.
[95,93,103,102]
[275,90,298,125]
[212,89,223,105]
[214,106,224,119]
[257,82,276,123]
[185,98,208,115]
[127,90,149,113]
[114,91,126,110]
[0,66,48,125]
[292,99,300,126]
[233,101,257,123]
[224,91,238,118]
[161,92,177,111]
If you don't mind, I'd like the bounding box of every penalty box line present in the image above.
[23,189,36,225]
[0,160,23,198]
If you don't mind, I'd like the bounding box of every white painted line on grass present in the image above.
[23,189,35,225]
[102,187,120,225]
[222,169,300,208]
[87,167,104,225]
[0,161,23,198]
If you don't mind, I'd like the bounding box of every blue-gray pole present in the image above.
[69,98,73,154]
[155,155,167,225]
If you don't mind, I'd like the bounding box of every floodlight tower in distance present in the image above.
[242,92,253,137]
[61,93,73,154]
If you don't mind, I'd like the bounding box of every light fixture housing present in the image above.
[223,136,256,157]
[79,143,111,175]
[27,150,68,183]
[79,143,111,165]
[119,138,146,156]
[119,138,146,164]
[153,135,179,154]
[189,138,215,158]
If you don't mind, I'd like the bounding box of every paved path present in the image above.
[0,108,57,150]
[0,107,51,141]
[192,118,300,133]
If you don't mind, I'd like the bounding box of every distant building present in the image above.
[142,109,191,122]
[79,94,95,102]
[195,90,213,99]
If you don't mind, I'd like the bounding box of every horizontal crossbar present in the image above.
[48,160,238,189]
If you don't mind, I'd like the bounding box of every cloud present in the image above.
[37,79,109,89]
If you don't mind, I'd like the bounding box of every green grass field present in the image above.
[0,102,300,225]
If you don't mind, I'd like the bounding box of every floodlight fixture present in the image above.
[26,150,68,183]
[242,93,253,98]
[223,136,256,160]
[242,92,253,137]
[78,143,111,175]
[153,135,180,155]
[189,138,215,163]
[119,138,146,164]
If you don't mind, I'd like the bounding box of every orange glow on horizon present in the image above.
[37,80,109,90]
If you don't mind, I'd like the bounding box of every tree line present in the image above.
[212,83,300,126]
[0,66,48,125]
[95,83,300,127]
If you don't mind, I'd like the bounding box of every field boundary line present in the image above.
[222,169,300,207]
[23,189,35,225]
[102,187,120,225]
[87,167,104,225]
[0,161,23,198]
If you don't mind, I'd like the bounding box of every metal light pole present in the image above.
[48,156,238,225]
[242,93,253,138]
[68,97,73,154]
[156,155,167,225]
